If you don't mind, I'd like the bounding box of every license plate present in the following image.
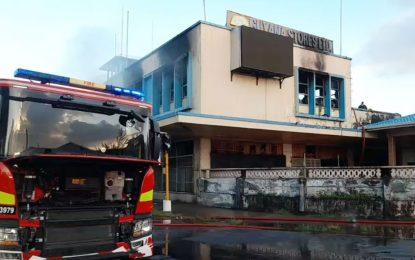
[0,206,16,215]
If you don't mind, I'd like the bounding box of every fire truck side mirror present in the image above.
[151,119,162,161]
[153,133,162,161]
[161,132,171,151]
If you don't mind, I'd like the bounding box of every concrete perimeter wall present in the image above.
[197,168,415,219]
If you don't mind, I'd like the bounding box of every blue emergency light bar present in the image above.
[14,68,144,100]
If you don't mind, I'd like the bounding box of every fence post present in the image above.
[235,170,246,209]
[299,167,307,213]
[382,167,392,219]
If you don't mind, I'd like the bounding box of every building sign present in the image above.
[226,11,334,54]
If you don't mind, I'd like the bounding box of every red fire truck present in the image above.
[0,69,168,259]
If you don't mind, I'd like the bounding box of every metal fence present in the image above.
[156,154,194,193]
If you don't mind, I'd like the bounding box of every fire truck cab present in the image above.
[0,69,167,259]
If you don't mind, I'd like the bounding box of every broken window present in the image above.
[153,70,162,115]
[315,74,329,116]
[169,76,174,102]
[298,70,311,105]
[331,77,341,109]
[297,68,345,119]
[181,57,188,99]
[174,55,188,104]
[298,69,314,115]
[162,66,174,110]
[315,74,326,107]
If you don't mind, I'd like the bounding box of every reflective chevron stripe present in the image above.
[0,191,15,206]
[136,167,155,215]
[140,190,154,202]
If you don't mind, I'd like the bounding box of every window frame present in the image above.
[176,54,188,100]
[170,79,175,102]
[143,52,192,118]
[298,71,310,105]
[330,77,341,109]
[296,68,346,121]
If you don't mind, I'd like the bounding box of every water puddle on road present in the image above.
[152,225,415,259]
[155,217,415,240]
[241,220,415,240]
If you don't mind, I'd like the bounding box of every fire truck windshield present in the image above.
[0,86,153,160]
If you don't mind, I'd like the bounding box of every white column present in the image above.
[193,138,211,193]
[200,138,211,170]
[283,143,293,167]
[388,134,397,166]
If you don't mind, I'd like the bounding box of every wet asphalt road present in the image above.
[151,227,415,260]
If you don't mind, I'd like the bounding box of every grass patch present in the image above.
[295,224,343,234]
[153,209,182,219]
[316,193,381,202]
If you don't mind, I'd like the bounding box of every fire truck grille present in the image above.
[42,208,117,257]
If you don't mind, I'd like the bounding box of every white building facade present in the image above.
[104,12,397,200]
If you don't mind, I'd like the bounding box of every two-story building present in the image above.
[102,11,399,201]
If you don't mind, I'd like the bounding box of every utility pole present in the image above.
[163,150,171,212]
[121,7,124,56]
[151,20,154,50]
[203,0,207,21]
[114,33,117,56]
[340,0,343,55]
[126,10,129,60]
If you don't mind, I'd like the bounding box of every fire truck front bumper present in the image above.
[0,234,153,260]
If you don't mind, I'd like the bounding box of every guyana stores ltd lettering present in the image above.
[227,10,334,54]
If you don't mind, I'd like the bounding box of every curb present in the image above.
[214,216,415,226]
[154,223,282,231]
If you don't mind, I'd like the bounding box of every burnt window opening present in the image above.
[298,70,312,105]
[182,76,188,98]
[297,68,345,120]
[331,77,342,109]
[315,74,329,117]
[170,81,174,102]
[162,66,174,107]
[153,71,162,111]
[174,55,188,101]
[180,56,188,99]
[315,74,326,107]
[148,53,191,115]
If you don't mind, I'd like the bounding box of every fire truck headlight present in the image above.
[0,228,18,244]
[133,219,152,237]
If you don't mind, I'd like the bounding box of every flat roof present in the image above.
[100,55,138,71]
[132,20,351,66]
[366,113,415,131]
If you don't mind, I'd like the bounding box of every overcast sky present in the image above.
[1,0,414,115]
